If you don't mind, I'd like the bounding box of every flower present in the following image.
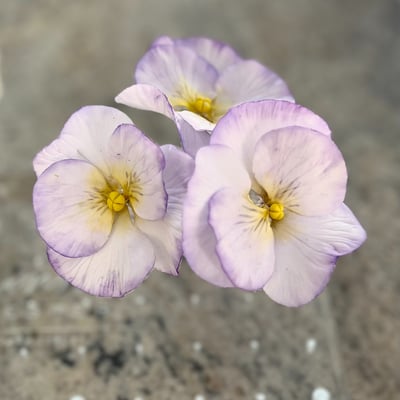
[115,36,293,157]
[183,100,366,307]
[33,106,194,297]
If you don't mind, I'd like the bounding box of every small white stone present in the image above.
[77,346,86,356]
[192,341,202,352]
[69,396,86,400]
[135,343,144,355]
[135,295,146,305]
[254,393,267,400]
[133,397,143,400]
[190,293,200,305]
[249,339,260,351]
[312,387,331,400]
[194,395,205,400]
[306,338,317,354]
[19,347,29,358]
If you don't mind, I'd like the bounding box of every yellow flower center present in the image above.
[187,96,214,121]
[268,202,285,221]
[106,191,126,212]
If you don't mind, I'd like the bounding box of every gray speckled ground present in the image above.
[0,1,399,399]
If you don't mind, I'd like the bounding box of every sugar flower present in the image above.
[33,106,193,297]
[183,100,366,307]
[115,36,293,157]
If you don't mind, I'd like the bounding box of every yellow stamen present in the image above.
[106,191,126,212]
[269,202,285,221]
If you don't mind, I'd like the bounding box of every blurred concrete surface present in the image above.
[0,1,399,399]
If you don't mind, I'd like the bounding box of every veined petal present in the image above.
[136,145,194,275]
[48,211,155,297]
[33,159,113,258]
[115,84,175,120]
[253,127,347,216]
[216,60,294,106]
[107,124,167,220]
[176,116,211,158]
[173,37,242,72]
[33,106,133,177]
[135,45,218,100]
[183,145,251,287]
[209,187,275,290]
[263,204,366,307]
[211,100,331,173]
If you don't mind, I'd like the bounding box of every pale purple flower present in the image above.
[33,106,193,297]
[115,36,293,157]
[183,100,366,307]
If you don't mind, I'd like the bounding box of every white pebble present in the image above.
[135,295,146,305]
[306,338,317,354]
[192,341,202,352]
[19,347,29,358]
[135,343,144,355]
[194,395,205,400]
[254,393,267,400]
[133,397,143,400]
[249,339,260,351]
[69,396,85,400]
[190,293,200,305]
[77,346,86,356]
[312,387,331,400]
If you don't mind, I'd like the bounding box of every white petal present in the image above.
[253,127,347,216]
[48,212,155,297]
[107,124,167,220]
[210,100,331,174]
[217,59,294,106]
[183,145,251,287]
[33,159,113,258]
[209,188,275,290]
[263,204,366,307]
[177,110,216,132]
[33,106,133,176]
[115,84,175,120]
[136,145,194,275]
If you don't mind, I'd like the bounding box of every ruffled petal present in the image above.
[174,36,242,72]
[33,106,133,176]
[211,100,331,174]
[263,204,366,307]
[183,145,251,287]
[135,45,218,100]
[136,145,194,275]
[33,159,113,258]
[209,188,275,290]
[48,211,155,297]
[115,84,175,120]
[176,116,211,157]
[106,124,167,220]
[216,60,294,106]
[253,127,347,216]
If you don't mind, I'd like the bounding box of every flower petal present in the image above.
[210,100,331,174]
[135,45,218,100]
[183,145,251,287]
[216,60,294,106]
[209,187,275,290]
[33,106,133,177]
[253,127,347,216]
[48,212,155,297]
[107,124,167,220]
[175,116,211,157]
[263,204,366,307]
[33,159,113,258]
[177,110,215,131]
[173,36,242,72]
[136,145,194,275]
[115,84,175,120]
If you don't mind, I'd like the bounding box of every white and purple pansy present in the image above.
[115,36,293,157]
[33,106,194,297]
[183,100,366,307]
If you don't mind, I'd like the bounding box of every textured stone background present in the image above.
[0,1,399,399]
